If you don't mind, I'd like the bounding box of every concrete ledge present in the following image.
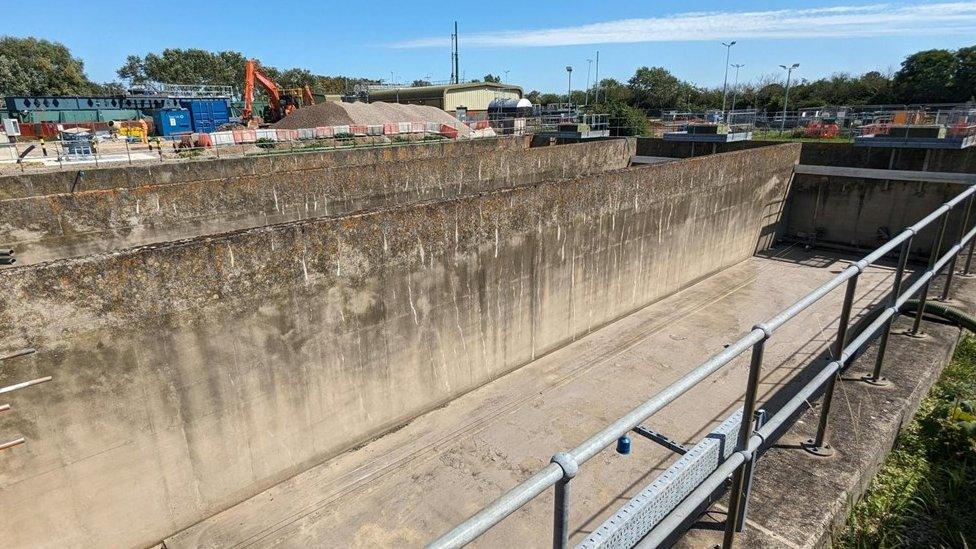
[675,275,971,548]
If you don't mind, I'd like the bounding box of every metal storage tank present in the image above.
[154,108,192,137]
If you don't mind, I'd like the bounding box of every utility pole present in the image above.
[585,59,593,106]
[779,63,800,133]
[566,66,573,106]
[721,41,736,116]
[594,51,600,103]
[451,22,460,85]
[729,63,745,121]
[504,69,510,83]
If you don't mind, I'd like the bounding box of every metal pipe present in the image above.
[735,409,766,531]
[0,376,52,396]
[868,236,913,383]
[0,348,36,361]
[640,361,844,549]
[428,464,564,549]
[723,339,766,547]
[553,479,571,549]
[941,194,974,300]
[0,437,26,451]
[808,272,859,452]
[912,212,950,335]
[570,329,764,464]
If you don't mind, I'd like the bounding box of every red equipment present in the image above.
[803,119,840,139]
[242,59,316,125]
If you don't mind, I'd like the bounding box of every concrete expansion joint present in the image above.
[550,452,579,479]
[753,323,773,340]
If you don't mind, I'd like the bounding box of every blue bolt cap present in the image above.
[616,436,632,455]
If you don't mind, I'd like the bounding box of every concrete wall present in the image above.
[636,137,776,159]
[1,139,634,265]
[781,144,976,255]
[0,137,532,201]
[0,143,798,548]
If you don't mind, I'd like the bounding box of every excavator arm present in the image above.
[243,59,283,123]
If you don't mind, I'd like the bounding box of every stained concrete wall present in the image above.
[1,139,634,265]
[781,144,976,255]
[636,137,775,159]
[0,143,798,548]
[0,137,532,201]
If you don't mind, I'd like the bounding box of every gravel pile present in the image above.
[272,101,470,135]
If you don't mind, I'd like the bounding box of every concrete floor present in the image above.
[165,245,899,549]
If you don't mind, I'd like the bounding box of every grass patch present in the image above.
[836,334,976,548]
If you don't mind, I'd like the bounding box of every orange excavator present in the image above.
[242,59,315,125]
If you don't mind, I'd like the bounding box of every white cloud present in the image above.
[390,3,976,48]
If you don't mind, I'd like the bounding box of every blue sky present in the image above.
[5,1,976,92]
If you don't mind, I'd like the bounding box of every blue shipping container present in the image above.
[154,108,192,137]
[181,99,230,133]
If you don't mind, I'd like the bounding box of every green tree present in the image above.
[595,78,633,104]
[894,49,958,103]
[597,101,649,136]
[627,66,684,110]
[954,46,976,102]
[483,73,501,83]
[536,92,562,106]
[0,36,98,96]
[119,48,248,87]
[411,79,432,87]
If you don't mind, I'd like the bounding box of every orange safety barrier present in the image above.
[383,123,399,135]
[275,129,298,141]
[196,133,213,148]
[233,129,258,143]
[439,124,459,139]
[350,124,368,136]
[315,126,334,138]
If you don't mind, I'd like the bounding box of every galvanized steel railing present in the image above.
[428,177,976,549]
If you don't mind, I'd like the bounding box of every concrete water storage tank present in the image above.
[154,108,192,137]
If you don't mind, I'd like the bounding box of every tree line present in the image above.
[1,35,973,122]
[0,37,373,98]
[523,44,976,135]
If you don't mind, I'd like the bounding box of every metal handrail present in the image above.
[429,180,976,549]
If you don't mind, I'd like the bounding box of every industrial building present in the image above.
[368,82,523,116]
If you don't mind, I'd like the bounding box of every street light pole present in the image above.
[594,51,600,103]
[721,41,736,115]
[585,59,593,106]
[779,63,799,133]
[566,65,573,107]
[729,63,745,122]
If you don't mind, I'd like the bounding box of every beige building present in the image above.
[368,82,523,115]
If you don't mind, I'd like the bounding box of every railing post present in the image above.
[940,194,974,300]
[723,329,768,548]
[911,212,950,336]
[804,266,861,455]
[964,223,976,276]
[866,235,913,385]
[734,409,766,531]
[550,452,578,549]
